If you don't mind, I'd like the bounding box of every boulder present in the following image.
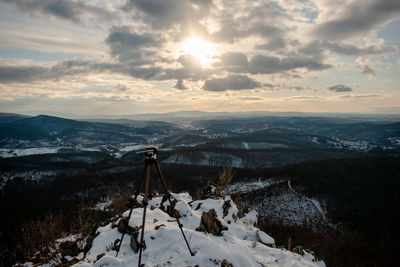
[201,182,222,199]
[293,245,304,256]
[256,231,274,247]
[221,259,234,267]
[196,209,227,236]
[59,241,80,257]
[118,217,136,234]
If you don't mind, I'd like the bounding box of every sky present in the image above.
[0,0,399,117]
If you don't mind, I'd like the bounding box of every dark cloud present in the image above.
[173,79,187,90]
[255,37,286,51]
[0,58,116,83]
[0,65,48,83]
[302,40,397,56]
[202,75,261,92]
[105,26,164,65]
[313,0,400,40]
[1,0,115,22]
[327,84,352,92]
[217,52,332,74]
[209,6,288,46]
[122,0,212,32]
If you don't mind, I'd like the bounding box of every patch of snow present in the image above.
[222,178,285,195]
[0,147,60,158]
[257,230,274,245]
[243,142,249,149]
[288,181,326,221]
[119,144,148,152]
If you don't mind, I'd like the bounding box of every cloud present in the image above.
[105,26,164,65]
[1,0,115,22]
[313,0,400,40]
[114,83,129,92]
[255,36,286,51]
[240,97,263,101]
[217,52,332,74]
[356,57,376,77]
[359,64,376,76]
[339,94,380,99]
[173,79,187,90]
[302,40,398,56]
[0,58,106,83]
[327,84,352,92]
[122,0,212,34]
[202,75,261,92]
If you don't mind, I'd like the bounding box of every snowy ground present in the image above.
[0,147,60,158]
[35,193,325,267]
[241,182,330,229]
[222,177,286,195]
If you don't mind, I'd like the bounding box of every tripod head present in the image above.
[144,146,159,160]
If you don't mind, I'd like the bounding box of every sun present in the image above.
[181,36,215,66]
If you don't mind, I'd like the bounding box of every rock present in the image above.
[59,241,80,257]
[96,253,105,261]
[293,245,304,256]
[130,234,140,253]
[221,259,234,267]
[196,209,227,236]
[238,204,252,218]
[201,182,222,199]
[256,231,274,246]
[161,196,180,218]
[118,217,136,234]
[222,200,231,218]
[195,203,203,210]
[154,224,165,230]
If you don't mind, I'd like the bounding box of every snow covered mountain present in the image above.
[28,193,324,267]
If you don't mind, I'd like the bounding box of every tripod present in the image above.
[115,147,194,266]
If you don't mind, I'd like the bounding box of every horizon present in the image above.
[2,109,400,121]
[1,0,400,115]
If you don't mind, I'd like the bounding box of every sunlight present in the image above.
[181,36,215,66]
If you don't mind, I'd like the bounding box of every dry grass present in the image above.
[218,167,234,189]
[109,191,131,213]
[20,204,105,264]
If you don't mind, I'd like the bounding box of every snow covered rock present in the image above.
[256,230,274,246]
[196,208,228,236]
[72,193,325,267]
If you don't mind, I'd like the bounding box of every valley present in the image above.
[0,112,399,266]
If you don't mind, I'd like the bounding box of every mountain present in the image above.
[0,112,29,124]
[0,114,180,148]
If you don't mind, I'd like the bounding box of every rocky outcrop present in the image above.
[196,209,227,236]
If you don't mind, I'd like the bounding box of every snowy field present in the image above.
[0,147,60,158]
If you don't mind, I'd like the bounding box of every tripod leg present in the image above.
[138,161,152,267]
[134,167,147,198]
[154,159,195,256]
[116,166,147,257]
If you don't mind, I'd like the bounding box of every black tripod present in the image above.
[115,147,194,266]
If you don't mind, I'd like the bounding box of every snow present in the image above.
[257,230,274,245]
[241,181,330,229]
[0,147,60,158]
[119,144,149,152]
[288,181,326,221]
[73,193,324,267]
[222,178,285,195]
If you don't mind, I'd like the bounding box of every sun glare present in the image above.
[182,36,215,66]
